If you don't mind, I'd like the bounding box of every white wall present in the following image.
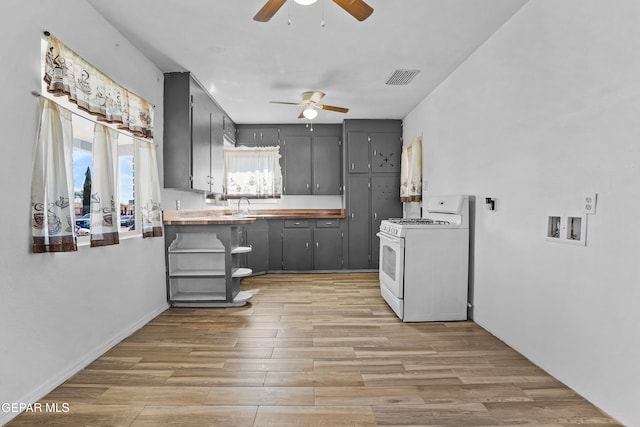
[403,1,640,425]
[0,1,168,424]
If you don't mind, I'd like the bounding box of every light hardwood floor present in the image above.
[8,273,622,426]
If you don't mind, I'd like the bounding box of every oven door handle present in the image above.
[376,232,405,247]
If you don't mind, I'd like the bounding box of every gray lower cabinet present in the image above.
[314,224,343,270]
[347,175,372,269]
[282,226,313,271]
[268,220,284,270]
[267,218,344,271]
[244,220,269,275]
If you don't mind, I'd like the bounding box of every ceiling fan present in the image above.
[254,0,374,22]
[270,91,349,119]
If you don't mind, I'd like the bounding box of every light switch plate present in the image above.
[583,193,597,214]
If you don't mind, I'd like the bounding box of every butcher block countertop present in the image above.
[163,209,345,225]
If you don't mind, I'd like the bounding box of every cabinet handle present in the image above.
[316,183,319,190]
[374,149,377,156]
[316,242,319,248]
[325,222,333,225]
[253,132,257,139]
[351,162,355,170]
[374,212,378,220]
[306,242,309,249]
[294,222,301,225]
[306,183,310,190]
[350,213,355,219]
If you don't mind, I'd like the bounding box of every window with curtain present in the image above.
[223,146,282,198]
[31,34,162,252]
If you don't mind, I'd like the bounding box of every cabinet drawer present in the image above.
[284,219,309,228]
[315,219,340,228]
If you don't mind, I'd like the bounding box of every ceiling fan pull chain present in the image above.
[288,1,292,25]
[321,0,326,27]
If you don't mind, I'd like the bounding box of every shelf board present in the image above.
[170,292,226,302]
[169,269,225,278]
[231,246,252,254]
[168,248,226,254]
[232,267,253,278]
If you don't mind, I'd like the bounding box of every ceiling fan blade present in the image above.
[318,104,349,113]
[254,0,287,22]
[332,0,374,21]
[270,101,302,105]
[298,110,305,119]
[310,91,325,103]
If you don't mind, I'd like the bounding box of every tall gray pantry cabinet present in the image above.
[344,119,403,269]
[163,72,231,194]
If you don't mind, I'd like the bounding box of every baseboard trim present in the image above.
[0,302,168,426]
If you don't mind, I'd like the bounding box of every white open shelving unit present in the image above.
[166,229,254,307]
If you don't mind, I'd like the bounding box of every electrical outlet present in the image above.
[583,193,597,215]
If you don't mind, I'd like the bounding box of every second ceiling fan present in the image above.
[254,0,374,23]
[270,91,349,119]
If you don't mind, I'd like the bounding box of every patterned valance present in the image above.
[43,35,154,139]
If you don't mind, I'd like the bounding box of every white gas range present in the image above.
[377,195,469,322]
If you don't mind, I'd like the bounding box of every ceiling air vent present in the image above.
[385,69,420,86]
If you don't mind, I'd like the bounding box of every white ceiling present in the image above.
[87,0,528,124]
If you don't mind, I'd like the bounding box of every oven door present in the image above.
[376,232,405,299]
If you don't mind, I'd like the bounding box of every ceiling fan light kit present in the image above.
[302,106,318,119]
[254,0,373,22]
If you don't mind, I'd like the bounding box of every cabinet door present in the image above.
[314,228,342,270]
[210,102,225,194]
[246,227,269,274]
[190,80,212,192]
[282,228,313,270]
[259,128,280,145]
[237,127,259,145]
[283,136,312,195]
[347,131,370,173]
[313,136,341,195]
[370,132,402,174]
[268,220,284,271]
[347,175,371,269]
[371,175,402,268]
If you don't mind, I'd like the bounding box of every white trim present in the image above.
[0,303,168,426]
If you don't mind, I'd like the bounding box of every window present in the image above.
[41,38,139,240]
[223,146,282,199]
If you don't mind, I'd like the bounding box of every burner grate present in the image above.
[386,218,450,225]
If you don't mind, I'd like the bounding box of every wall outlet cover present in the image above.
[583,193,597,214]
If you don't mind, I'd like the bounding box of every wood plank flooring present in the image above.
[8,273,622,426]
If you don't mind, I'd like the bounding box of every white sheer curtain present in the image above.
[90,124,119,247]
[31,98,77,253]
[135,138,162,238]
[400,136,422,202]
[223,146,282,198]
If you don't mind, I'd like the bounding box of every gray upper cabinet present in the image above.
[347,131,370,173]
[163,72,230,194]
[283,136,312,195]
[280,124,342,196]
[237,127,280,146]
[313,136,342,195]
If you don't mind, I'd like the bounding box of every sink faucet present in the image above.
[237,197,251,215]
